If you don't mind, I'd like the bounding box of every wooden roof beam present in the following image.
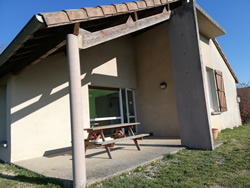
[78,8,171,50]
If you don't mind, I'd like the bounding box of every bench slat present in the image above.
[97,134,149,146]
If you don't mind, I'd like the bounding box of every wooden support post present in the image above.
[74,23,80,35]
[134,11,138,21]
[167,0,170,11]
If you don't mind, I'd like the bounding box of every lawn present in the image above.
[0,161,65,187]
[0,124,249,188]
[91,124,250,188]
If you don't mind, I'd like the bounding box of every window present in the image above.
[88,86,138,134]
[206,68,227,114]
[89,87,122,126]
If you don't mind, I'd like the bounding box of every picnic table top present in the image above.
[84,122,140,131]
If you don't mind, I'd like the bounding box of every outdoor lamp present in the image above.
[160,82,167,89]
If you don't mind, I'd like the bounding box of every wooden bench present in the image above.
[97,134,149,148]
[84,123,149,159]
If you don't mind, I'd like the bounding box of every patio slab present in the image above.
[14,137,183,185]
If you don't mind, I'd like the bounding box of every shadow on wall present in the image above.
[11,58,119,124]
[11,36,136,124]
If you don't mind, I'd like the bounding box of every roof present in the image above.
[41,0,178,27]
[0,0,181,77]
[0,0,230,80]
[212,39,239,83]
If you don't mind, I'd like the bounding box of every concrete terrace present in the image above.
[15,138,183,185]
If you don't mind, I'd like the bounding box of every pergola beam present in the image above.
[78,8,171,50]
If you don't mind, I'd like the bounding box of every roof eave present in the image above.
[195,3,226,39]
[212,39,239,83]
[0,15,45,66]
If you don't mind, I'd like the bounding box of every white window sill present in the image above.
[211,111,221,115]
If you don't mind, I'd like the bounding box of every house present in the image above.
[0,0,241,165]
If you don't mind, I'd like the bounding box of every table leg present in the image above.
[128,127,141,151]
[118,129,125,137]
[114,128,125,138]
[133,139,141,151]
[95,134,101,142]
[85,132,91,152]
[100,131,112,159]
[128,127,134,136]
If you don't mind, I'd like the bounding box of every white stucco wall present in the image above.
[8,36,137,162]
[135,23,180,137]
[199,34,241,130]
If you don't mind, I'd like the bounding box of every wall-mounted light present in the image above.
[160,82,167,89]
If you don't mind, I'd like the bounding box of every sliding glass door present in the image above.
[88,86,137,134]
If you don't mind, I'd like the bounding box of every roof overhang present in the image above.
[0,0,181,78]
[0,1,234,81]
[195,3,226,39]
[0,15,44,67]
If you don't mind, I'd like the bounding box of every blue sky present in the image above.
[0,0,249,83]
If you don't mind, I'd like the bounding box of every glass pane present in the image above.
[127,90,135,116]
[89,88,120,120]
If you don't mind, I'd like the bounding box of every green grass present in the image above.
[91,124,250,188]
[0,162,65,188]
[0,124,249,187]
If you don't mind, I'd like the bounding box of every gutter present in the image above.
[0,15,45,66]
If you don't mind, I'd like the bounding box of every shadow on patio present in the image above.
[14,137,184,185]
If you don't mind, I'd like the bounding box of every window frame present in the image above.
[206,68,220,113]
[206,68,227,114]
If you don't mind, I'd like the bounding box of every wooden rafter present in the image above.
[15,40,66,75]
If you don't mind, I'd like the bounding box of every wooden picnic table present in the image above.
[84,122,149,159]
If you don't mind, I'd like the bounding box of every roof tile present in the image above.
[64,9,88,21]
[113,4,129,13]
[40,0,176,26]
[143,0,155,7]
[84,7,104,18]
[153,0,162,5]
[40,12,70,26]
[124,2,138,11]
[99,5,117,15]
[134,1,147,9]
